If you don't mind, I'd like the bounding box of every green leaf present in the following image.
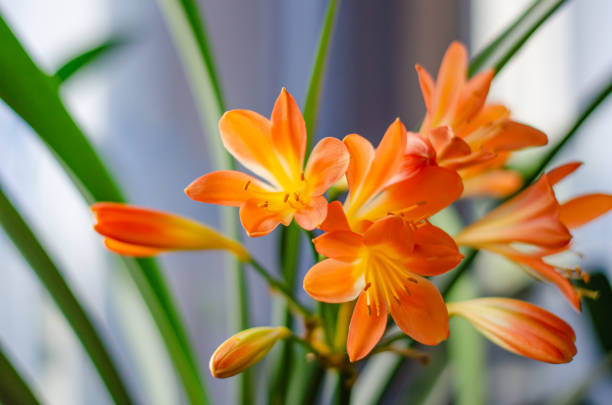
[0,186,135,405]
[469,0,568,77]
[582,272,612,354]
[0,14,210,405]
[303,0,341,154]
[447,276,486,405]
[54,36,126,83]
[0,343,42,405]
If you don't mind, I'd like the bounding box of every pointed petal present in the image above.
[185,170,272,207]
[432,41,468,125]
[546,162,582,186]
[483,121,548,152]
[219,110,289,186]
[305,137,350,195]
[239,199,284,237]
[429,126,471,161]
[403,223,463,276]
[453,69,494,126]
[461,170,523,198]
[343,134,374,194]
[560,194,612,229]
[294,195,328,230]
[347,293,387,361]
[303,259,364,303]
[415,64,435,115]
[347,119,407,215]
[270,88,307,175]
[319,201,351,232]
[390,274,449,345]
[104,238,164,257]
[363,165,463,222]
[313,230,363,261]
[363,216,414,259]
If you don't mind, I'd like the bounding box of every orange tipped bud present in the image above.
[209,326,291,378]
[447,298,576,364]
[91,203,249,260]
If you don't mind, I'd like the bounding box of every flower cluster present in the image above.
[91,42,612,378]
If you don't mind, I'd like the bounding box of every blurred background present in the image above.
[0,0,611,404]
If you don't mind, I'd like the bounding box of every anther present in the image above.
[407,277,418,284]
[294,193,300,202]
[363,282,372,291]
[244,180,251,191]
[284,194,289,203]
[300,172,305,181]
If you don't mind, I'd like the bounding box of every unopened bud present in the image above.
[209,327,291,378]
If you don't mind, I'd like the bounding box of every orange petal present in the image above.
[363,165,463,222]
[456,104,510,140]
[387,131,437,186]
[219,110,290,187]
[319,201,351,232]
[185,170,272,207]
[363,216,414,259]
[402,223,463,276]
[429,126,472,161]
[239,199,285,237]
[453,69,494,127]
[294,195,328,231]
[546,161,582,186]
[448,298,576,363]
[415,64,435,115]
[389,274,449,345]
[346,119,407,216]
[303,259,364,303]
[104,238,164,257]
[560,194,612,229]
[91,203,248,259]
[305,137,350,195]
[270,88,307,176]
[313,230,363,261]
[432,41,468,125]
[343,134,375,195]
[347,292,387,361]
[461,170,523,198]
[482,121,548,152]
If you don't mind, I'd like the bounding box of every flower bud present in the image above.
[209,327,291,378]
[447,298,576,364]
[91,203,249,260]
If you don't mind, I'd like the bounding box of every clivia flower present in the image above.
[209,326,291,378]
[447,298,576,364]
[455,162,612,311]
[305,214,461,361]
[414,41,548,197]
[185,88,350,237]
[91,202,249,260]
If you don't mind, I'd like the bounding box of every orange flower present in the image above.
[209,327,291,378]
[304,213,462,361]
[413,41,548,197]
[447,298,576,364]
[91,203,249,260]
[455,162,612,311]
[185,88,349,237]
[341,119,463,232]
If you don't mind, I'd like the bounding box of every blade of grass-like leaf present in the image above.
[0,185,134,405]
[468,0,568,77]
[447,276,486,405]
[0,343,42,405]
[153,2,252,403]
[582,272,612,353]
[54,36,126,83]
[0,14,210,405]
[303,0,340,154]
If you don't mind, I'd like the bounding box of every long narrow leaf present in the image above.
[0,343,42,405]
[153,1,253,403]
[469,0,568,77]
[0,14,210,405]
[303,0,340,153]
[54,36,126,83]
[0,185,134,405]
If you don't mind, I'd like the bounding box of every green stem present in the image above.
[0,186,135,405]
[248,259,314,319]
[0,343,42,405]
